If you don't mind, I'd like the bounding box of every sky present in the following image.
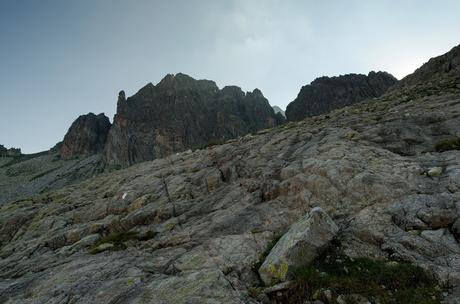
[1,1,460,153]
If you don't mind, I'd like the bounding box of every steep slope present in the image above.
[285,71,397,121]
[398,44,460,87]
[105,73,284,166]
[1,46,460,303]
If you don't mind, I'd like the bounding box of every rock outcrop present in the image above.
[104,73,283,165]
[258,207,338,285]
[285,71,397,121]
[0,145,21,157]
[60,113,111,160]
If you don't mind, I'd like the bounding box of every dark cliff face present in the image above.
[285,71,397,121]
[104,73,283,165]
[61,113,111,159]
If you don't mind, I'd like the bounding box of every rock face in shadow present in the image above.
[285,71,397,121]
[104,73,283,165]
[61,113,111,160]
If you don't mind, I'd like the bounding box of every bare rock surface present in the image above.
[0,152,104,205]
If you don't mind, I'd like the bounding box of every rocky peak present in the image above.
[157,73,218,93]
[285,71,397,121]
[272,106,286,118]
[60,113,111,160]
[118,90,126,103]
[104,73,283,165]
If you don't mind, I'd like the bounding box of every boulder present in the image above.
[258,207,339,286]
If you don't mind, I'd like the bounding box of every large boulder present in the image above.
[61,113,111,159]
[285,71,397,121]
[258,207,339,286]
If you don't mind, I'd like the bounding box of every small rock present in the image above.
[386,261,399,267]
[428,167,443,177]
[323,289,333,302]
[91,243,114,253]
[337,294,370,304]
[262,281,295,294]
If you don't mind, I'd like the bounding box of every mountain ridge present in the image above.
[285,71,397,121]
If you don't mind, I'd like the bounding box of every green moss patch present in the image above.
[89,230,157,254]
[435,137,460,152]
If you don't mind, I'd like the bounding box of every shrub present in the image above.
[296,256,440,301]
[264,248,443,304]
[434,137,460,152]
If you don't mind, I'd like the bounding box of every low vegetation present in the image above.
[435,137,460,152]
[89,230,157,254]
[266,250,444,304]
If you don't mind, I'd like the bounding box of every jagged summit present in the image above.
[285,71,397,121]
[156,73,219,92]
[105,73,283,165]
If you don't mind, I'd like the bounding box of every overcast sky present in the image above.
[1,0,460,153]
